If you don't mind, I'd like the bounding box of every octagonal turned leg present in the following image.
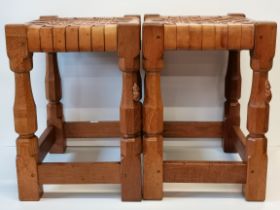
[244,22,277,201]
[223,50,241,153]
[46,53,66,153]
[6,24,43,201]
[118,22,142,201]
[143,23,164,200]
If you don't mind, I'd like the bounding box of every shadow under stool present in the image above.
[142,13,277,201]
[5,15,142,201]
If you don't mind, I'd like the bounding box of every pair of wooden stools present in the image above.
[5,14,277,202]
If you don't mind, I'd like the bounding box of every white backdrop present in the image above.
[0,0,279,148]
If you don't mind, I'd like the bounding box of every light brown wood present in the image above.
[6,16,142,201]
[244,22,276,201]
[91,25,105,51]
[53,25,66,51]
[145,15,255,50]
[16,136,43,201]
[65,121,120,138]
[232,126,247,161]
[65,121,224,139]
[164,24,176,50]
[228,24,242,49]
[40,26,53,52]
[143,15,277,201]
[215,24,228,49]
[38,126,55,162]
[164,161,247,183]
[164,121,223,138]
[79,25,92,51]
[241,24,254,49]
[5,24,32,73]
[66,25,79,51]
[121,137,142,201]
[202,24,216,49]
[143,23,164,200]
[118,21,142,201]
[189,24,202,49]
[27,25,41,51]
[38,162,121,184]
[105,24,117,51]
[46,53,65,153]
[176,24,189,49]
[143,136,163,200]
[6,24,42,201]
[223,51,241,152]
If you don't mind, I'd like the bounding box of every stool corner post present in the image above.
[117,21,142,201]
[244,21,277,201]
[223,50,241,153]
[45,53,66,153]
[5,24,33,73]
[142,21,164,200]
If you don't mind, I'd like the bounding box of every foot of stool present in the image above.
[16,136,43,201]
[143,136,163,200]
[243,136,267,201]
[121,137,142,201]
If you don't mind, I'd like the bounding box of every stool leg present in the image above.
[118,23,142,201]
[5,25,43,200]
[223,50,241,152]
[143,23,164,200]
[244,22,276,201]
[45,53,65,153]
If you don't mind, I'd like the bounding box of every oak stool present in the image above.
[142,14,276,201]
[5,15,142,201]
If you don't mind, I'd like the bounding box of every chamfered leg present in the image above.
[223,50,241,153]
[118,20,142,201]
[6,24,43,201]
[142,23,164,200]
[45,53,66,153]
[244,22,276,201]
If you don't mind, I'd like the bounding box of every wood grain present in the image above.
[46,53,65,153]
[223,51,241,152]
[38,162,121,184]
[38,126,55,162]
[164,121,223,138]
[164,161,247,183]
